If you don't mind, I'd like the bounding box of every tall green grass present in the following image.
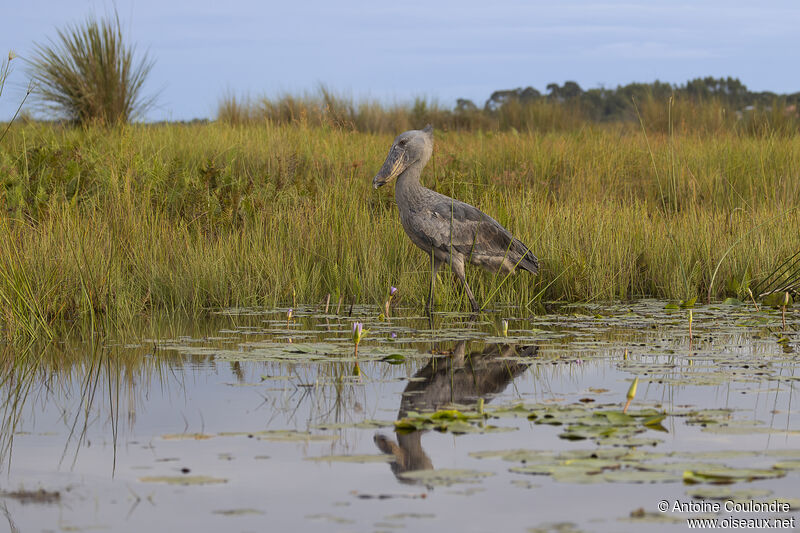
[0,121,799,341]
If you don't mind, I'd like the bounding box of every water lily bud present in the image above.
[352,322,364,344]
[626,377,639,401]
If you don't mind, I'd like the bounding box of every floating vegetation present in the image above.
[772,460,800,470]
[213,509,265,516]
[353,492,428,500]
[381,354,407,365]
[382,512,435,521]
[389,398,668,444]
[305,513,355,525]
[527,521,586,533]
[683,468,787,485]
[139,476,228,486]
[474,438,800,487]
[161,433,214,440]
[505,450,690,485]
[687,487,773,501]
[311,420,392,430]
[623,508,693,524]
[170,340,422,363]
[522,403,668,445]
[304,454,392,463]
[240,430,338,442]
[0,488,61,504]
[397,469,494,487]
[394,409,490,433]
[158,430,339,442]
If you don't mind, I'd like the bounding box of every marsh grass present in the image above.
[219,87,457,134]
[0,121,799,341]
[218,89,800,137]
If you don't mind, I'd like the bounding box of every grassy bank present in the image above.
[0,122,799,340]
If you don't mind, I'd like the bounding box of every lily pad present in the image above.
[398,468,494,486]
[683,468,786,484]
[762,293,793,307]
[470,449,557,463]
[217,430,340,442]
[623,508,688,524]
[383,512,436,520]
[139,475,227,486]
[601,470,682,483]
[773,460,800,470]
[528,522,585,533]
[394,408,494,433]
[305,513,355,524]
[213,509,265,516]
[161,433,214,440]
[304,454,392,463]
[312,420,393,430]
[675,450,760,461]
[687,487,773,501]
[722,298,744,306]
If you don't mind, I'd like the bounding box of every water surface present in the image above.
[1,300,798,532]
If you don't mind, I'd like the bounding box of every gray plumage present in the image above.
[374,341,537,480]
[373,124,539,312]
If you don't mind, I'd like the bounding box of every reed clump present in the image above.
[0,121,799,341]
[27,12,155,125]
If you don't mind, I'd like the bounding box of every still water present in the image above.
[1,300,798,532]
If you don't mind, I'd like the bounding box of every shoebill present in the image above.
[372,125,539,312]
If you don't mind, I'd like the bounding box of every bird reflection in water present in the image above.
[374,340,537,482]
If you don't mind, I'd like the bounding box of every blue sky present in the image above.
[2,0,799,121]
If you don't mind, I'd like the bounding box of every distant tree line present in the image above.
[457,77,800,122]
[217,77,800,135]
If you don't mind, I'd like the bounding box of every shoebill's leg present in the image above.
[451,257,479,312]
[426,256,443,314]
